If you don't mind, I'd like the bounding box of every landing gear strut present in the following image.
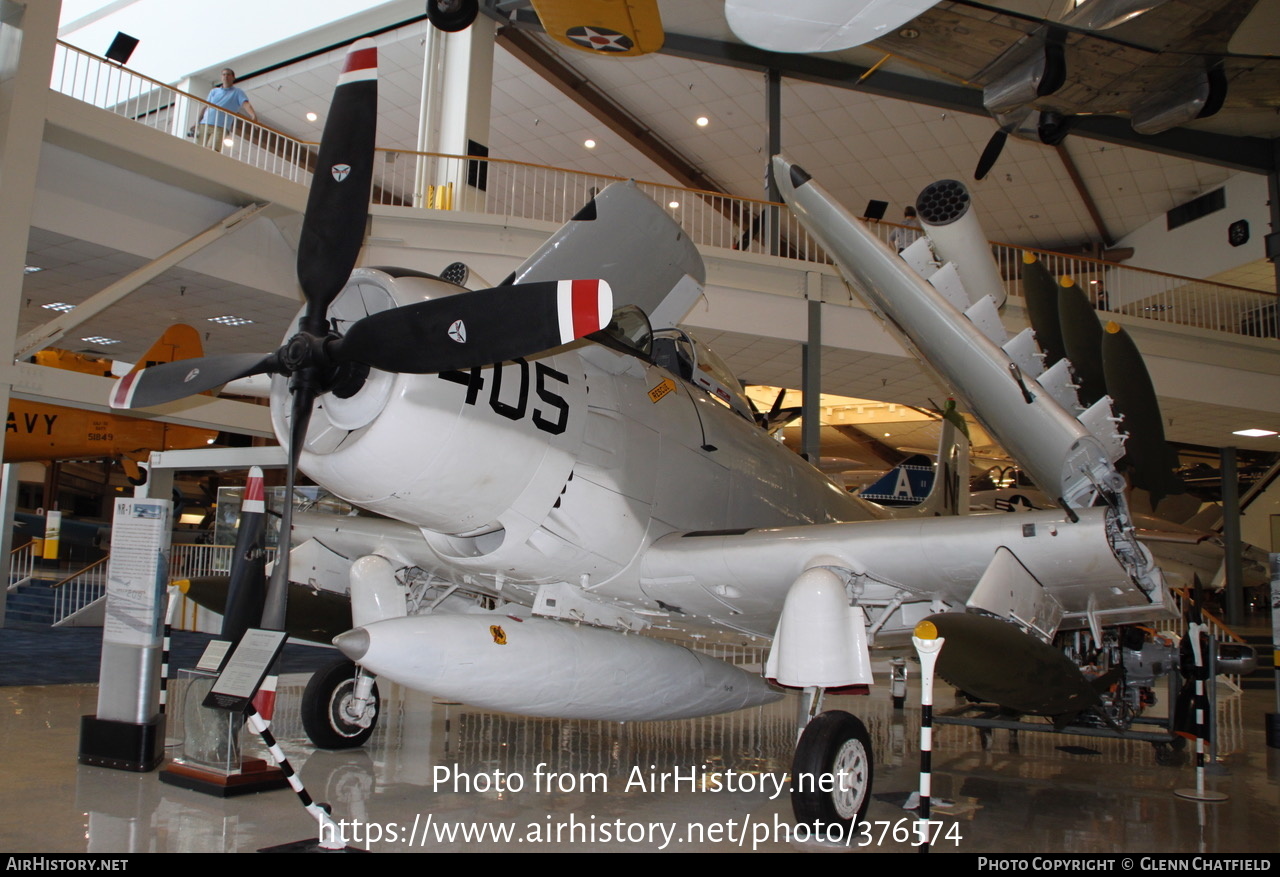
[301,659,380,749]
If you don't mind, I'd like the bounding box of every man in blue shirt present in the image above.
[197,68,257,152]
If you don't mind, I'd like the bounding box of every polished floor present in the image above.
[2,654,1278,854]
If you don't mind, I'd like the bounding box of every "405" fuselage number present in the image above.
[439,358,570,435]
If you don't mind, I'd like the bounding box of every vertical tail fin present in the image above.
[127,324,203,372]
[859,401,970,516]
[914,400,970,517]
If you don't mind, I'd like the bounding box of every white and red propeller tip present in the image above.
[109,371,141,409]
[243,467,265,516]
[338,39,377,86]
[555,279,613,344]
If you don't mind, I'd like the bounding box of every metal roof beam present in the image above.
[492,4,1275,175]
[658,32,1275,175]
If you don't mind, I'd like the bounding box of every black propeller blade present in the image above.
[258,45,383,633]
[339,279,611,373]
[110,352,277,409]
[110,279,614,411]
[296,44,378,331]
[262,384,312,630]
[975,111,1071,181]
[975,129,1007,181]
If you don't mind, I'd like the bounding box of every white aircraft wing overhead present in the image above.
[511,180,705,329]
[725,0,941,53]
[773,158,1124,512]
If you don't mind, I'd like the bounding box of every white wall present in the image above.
[1114,172,1271,287]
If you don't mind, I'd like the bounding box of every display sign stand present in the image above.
[177,630,359,851]
[79,498,171,772]
[159,639,288,797]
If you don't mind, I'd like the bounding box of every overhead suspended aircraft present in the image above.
[426,0,665,56]
[726,0,1280,179]
[9,325,217,483]
[115,40,1176,833]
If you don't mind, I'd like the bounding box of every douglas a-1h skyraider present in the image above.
[119,40,1174,833]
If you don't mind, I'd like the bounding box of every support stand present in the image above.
[912,621,945,853]
[1175,622,1227,802]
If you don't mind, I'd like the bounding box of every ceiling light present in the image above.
[668,201,680,209]
[208,314,253,326]
[42,302,75,312]
[81,336,120,345]
[584,139,596,149]
[223,137,234,148]
[1232,428,1277,437]
[306,111,318,122]
[696,116,709,127]
[23,265,43,274]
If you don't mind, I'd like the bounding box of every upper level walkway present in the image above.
[17,41,1280,445]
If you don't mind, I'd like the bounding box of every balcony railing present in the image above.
[48,557,109,625]
[7,542,35,591]
[51,40,1279,341]
[170,543,278,579]
[51,41,315,183]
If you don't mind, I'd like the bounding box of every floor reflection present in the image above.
[0,671,1275,853]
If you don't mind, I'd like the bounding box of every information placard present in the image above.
[103,498,171,648]
[202,629,287,712]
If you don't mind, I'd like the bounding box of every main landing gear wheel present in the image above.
[791,710,873,832]
[302,659,380,750]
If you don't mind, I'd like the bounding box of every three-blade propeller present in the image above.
[114,40,612,634]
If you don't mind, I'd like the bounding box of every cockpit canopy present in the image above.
[599,305,755,423]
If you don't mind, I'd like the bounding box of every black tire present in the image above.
[301,659,379,749]
[427,0,478,32]
[790,710,873,831]
[1153,737,1187,767]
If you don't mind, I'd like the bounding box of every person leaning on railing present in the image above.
[192,67,257,152]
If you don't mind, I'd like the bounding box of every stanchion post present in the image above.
[912,620,945,852]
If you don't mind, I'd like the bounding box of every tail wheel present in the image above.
[791,710,873,830]
[301,659,380,750]
[427,0,478,32]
